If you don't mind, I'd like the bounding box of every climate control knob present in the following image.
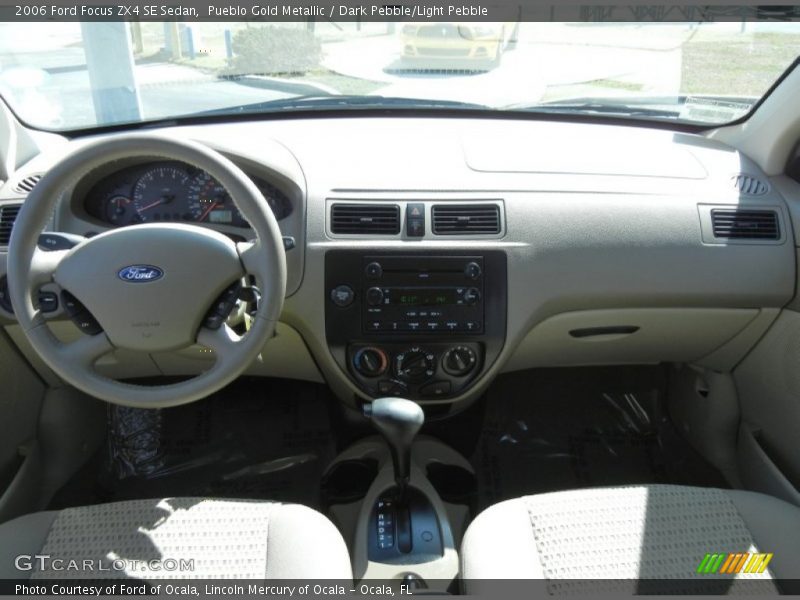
[395,347,436,382]
[442,346,477,377]
[353,347,388,377]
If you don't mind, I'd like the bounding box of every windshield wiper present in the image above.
[187,94,488,118]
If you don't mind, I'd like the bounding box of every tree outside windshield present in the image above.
[0,20,797,130]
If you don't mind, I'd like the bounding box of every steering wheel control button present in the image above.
[37,233,84,251]
[204,283,242,330]
[331,285,355,307]
[37,292,59,314]
[60,291,103,334]
[406,204,425,237]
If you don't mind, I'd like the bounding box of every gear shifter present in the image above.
[363,397,425,498]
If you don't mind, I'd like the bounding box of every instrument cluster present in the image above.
[83,161,293,228]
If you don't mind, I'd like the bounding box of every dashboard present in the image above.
[82,161,293,228]
[0,117,797,415]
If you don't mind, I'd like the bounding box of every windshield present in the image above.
[0,20,798,131]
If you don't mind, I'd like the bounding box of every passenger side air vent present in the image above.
[711,208,779,240]
[0,204,22,245]
[13,174,43,195]
[330,203,400,235]
[432,204,500,235]
[731,174,769,196]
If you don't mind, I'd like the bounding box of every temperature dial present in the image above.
[353,347,388,377]
[395,347,436,382]
[442,346,477,377]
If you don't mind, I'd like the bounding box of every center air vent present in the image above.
[0,204,22,245]
[711,208,779,240]
[13,174,42,195]
[432,204,500,235]
[330,203,400,235]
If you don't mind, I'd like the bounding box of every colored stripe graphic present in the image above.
[697,553,774,574]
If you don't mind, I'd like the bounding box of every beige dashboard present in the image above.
[0,116,797,410]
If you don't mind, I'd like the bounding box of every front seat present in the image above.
[461,484,800,594]
[0,497,352,579]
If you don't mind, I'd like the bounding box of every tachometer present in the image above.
[132,166,190,222]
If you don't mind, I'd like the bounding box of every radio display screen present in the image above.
[396,289,456,306]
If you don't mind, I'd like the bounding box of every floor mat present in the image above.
[50,378,336,511]
[471,366,729,510]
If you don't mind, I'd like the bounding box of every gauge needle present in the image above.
[138,194,175,213]
[197,202,220,222]
[138,199,165,212]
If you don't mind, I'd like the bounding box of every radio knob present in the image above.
[464,262,482,280]
[443,346,477,377]
[395,347,436,382]
[463,287,481,305]
[353,347,388,377]
[366,287,384,306]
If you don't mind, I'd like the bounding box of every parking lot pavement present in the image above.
[323,22,687,107]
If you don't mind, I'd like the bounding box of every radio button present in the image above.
[367,321,383,331]
[366,287,385,306]
[464,262,482,280]
[464,320,482,332]
[463,287,481,305]
[444,321,460,331]
[365,262,383,279]
[425,321,441,331]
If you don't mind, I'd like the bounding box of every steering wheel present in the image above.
[7,135,286,408]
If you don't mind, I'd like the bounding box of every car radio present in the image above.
[326,251,507,401]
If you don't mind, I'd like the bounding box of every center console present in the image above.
[325,251,507,401]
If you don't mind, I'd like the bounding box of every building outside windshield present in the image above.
[0,19,798,131]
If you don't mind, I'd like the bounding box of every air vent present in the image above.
[13,174,42,195]
[432,204,500,235]
[711,208,779,240]
[330,203,400,235]
[0,204,21,245]
[731,174,769,196]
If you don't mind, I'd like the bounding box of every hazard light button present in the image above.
[406,203,425,237]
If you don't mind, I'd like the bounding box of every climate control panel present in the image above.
[348,342,482,399]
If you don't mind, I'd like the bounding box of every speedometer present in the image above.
[187,172,248,227]
[133,166,190,222]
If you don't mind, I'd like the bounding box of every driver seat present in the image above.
[0,497,352,579]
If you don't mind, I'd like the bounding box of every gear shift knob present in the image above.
[364,397,424,493]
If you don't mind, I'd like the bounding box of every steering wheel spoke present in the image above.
[30,247,71,287]
[197,323,242,359]
[56,332,114,368]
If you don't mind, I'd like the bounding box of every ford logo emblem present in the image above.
[117,265,164,282]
